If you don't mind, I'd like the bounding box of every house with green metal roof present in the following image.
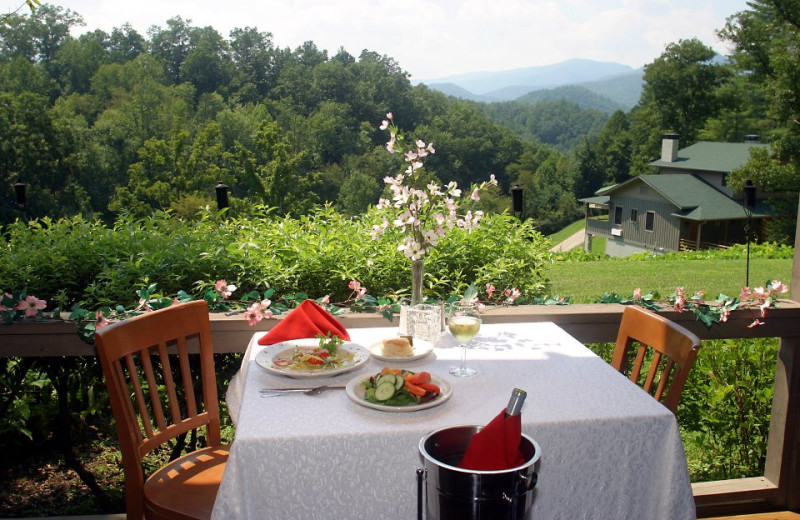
[581,134,769,257]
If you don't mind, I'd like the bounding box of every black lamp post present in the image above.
[743,179,757,287]
[215,182,229,210]
[13,182,26,209]
[511,185,524,220]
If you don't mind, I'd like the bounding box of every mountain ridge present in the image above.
[415,58,644,110]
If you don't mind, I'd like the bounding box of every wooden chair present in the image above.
[611,305,702,413]
[95,300,229,520]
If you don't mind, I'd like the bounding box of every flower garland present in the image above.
[1,278,790,343]
[610,280,790,328]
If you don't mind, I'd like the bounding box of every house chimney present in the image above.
[661,133,679,162]
[744,134,761,144]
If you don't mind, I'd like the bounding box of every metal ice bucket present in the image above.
[417,425,540,520]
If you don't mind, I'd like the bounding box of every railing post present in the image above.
[763,335,800,509]
[792,193,800,303]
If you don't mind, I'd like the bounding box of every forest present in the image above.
[0,2,798,239]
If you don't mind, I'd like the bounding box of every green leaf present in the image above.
[463,284,479,302]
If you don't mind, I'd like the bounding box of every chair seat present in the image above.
[144,445,230,520]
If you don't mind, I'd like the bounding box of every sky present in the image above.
[40,0,753,80]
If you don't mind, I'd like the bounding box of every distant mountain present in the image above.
[515,85,626,113]
[417,58,634,95]
[417,58,644,109]
[575,69,644,110]
[422,82,492,103]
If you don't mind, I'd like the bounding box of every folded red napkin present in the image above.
[459,410,525,470]
[257,300,350,346]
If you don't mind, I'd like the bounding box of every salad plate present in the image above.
[367,341,434,362]
[345,372,452,413]
[255,339,370,379]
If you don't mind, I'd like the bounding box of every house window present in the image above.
[630,209,638,222]
[645,211,655,231]
[614,206,623,225]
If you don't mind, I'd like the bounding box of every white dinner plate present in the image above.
[345,372,452,412]
[255,339,370,379]
[367,340,434,362]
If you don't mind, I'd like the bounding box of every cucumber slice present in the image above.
[374,381,396,401]
[394,374,405,390]
[377,374,396,387]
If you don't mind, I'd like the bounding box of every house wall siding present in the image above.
[608,195,681,252]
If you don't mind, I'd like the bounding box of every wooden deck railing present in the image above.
[2,301,799,516]
[679,238,731,252]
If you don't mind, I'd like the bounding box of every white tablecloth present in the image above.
[212,322,696,520]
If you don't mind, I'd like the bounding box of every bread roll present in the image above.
[381,337,413,357]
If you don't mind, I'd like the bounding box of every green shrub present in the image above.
[0,207,551,309]
[678,337,777,481]
[587,337,777,482]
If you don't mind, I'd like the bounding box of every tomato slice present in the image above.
[404,381,427,397]
[409,371,431,385]
[419,382,440,395]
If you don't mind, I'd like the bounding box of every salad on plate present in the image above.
[272,333,353,372]
[361,367,441,406]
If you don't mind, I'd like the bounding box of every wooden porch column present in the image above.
[792,193,800,303]
[772,192,800,509]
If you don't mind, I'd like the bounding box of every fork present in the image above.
[259,385,345,397]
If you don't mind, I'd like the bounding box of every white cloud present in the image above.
[47,0,750,79]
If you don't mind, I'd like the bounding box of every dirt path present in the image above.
[550,228,585,252]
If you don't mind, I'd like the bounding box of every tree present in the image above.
[52,35,107,94]
[720,0,800,244]
[181,26,233,96]
[639,38,730,146]
[229,26,277,102]
[148,16,192,84]
[721,0,800,166]
[0,0,39,27]
[253,121,317,215]
[574,109,632,197]
[107,23,146,63]
[0,4,83,67]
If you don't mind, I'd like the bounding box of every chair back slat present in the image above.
[124,353,155,438]
[139,347,168,432]
[176,336,199,418]
[612,306,702,413]
[642,350,663,394]
[630,344,647,382]
[155,342,183,426]
[654,358,676,401]
[111,358,144,445]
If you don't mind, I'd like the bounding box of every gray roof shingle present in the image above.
[598,174,768,221]
[649,141,768,173]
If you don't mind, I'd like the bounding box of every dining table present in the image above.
[211,322,697,520]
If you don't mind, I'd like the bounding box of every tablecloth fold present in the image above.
[258,300,350,345]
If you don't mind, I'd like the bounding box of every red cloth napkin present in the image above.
[257,300,350,346]
[459,410,525,470]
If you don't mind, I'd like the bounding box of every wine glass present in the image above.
[447,302,481,377]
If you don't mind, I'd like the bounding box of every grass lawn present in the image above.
[547,257,792,302]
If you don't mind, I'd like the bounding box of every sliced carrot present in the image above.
[409,371,431,385]
[404,381,427,397]
[389,368,402,375]
[419,382,440,394]
[380,367,392,375]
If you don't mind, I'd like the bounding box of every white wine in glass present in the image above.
[448,303,480,377]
